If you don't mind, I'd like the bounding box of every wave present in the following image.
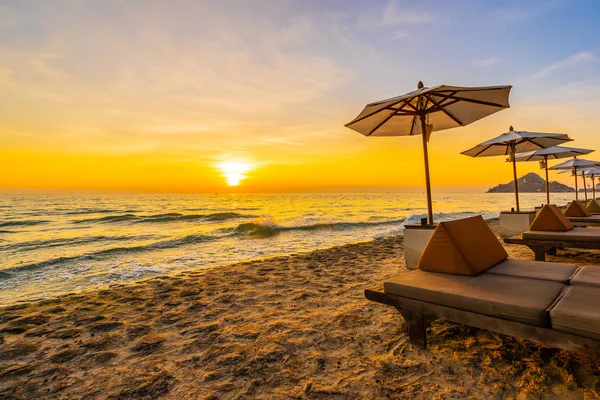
[0,219,49,228]
[72,211,252,224]
[0,234,154,252]
[63,208,119,215]
[2,233,217,275]
[72,214,138,224]
[234,217,406,237]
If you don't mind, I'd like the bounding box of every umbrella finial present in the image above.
[509,125,514,131]
[417,81,424,89]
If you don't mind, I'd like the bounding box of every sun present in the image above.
[216,161,253,186]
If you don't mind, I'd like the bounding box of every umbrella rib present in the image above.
[425,95,464,125]
[346,98,416,126]
[436,94,506,108]
[471,144,494,157]
[366,111,398,136]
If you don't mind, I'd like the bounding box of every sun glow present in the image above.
[217,161,253,186]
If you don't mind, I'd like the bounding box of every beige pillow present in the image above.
[564,200,591,217]
[530,205,573,231]
[587,199,600,212]
[418,215,508,276]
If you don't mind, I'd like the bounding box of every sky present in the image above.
[1,0,600,193]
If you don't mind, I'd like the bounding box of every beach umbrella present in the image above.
[583,168,600,199]
[461,127,572,211]
[514,145,594,204]
[345,81,512,224]
[558,168,594,201]
[550,158,600,201]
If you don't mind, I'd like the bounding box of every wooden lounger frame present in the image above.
[504,237,600,261]
[365,288,600,357]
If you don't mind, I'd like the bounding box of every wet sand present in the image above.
[1,219,600,399]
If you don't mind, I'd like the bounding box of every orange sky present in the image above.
[2,1,600,193]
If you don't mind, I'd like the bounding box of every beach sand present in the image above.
[1,219,600,399]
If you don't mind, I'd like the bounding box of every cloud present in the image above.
[474,56,500,67]
[357,1,434,31]
[491,0,567,23]
[389,30,410,40]
[382,1,434,25]
[0,3,356,159]
[531,51,600,79]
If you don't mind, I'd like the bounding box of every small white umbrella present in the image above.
[345,81,512,224]
[582,168,600,199]
[550,158,600,201]
[514,146,594,204]
[461,127,572,211]
[558,168,595,200]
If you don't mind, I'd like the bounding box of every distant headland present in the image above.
[487,172,574,193]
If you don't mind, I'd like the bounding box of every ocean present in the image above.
[0,192,576,305]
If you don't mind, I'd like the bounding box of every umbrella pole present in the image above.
[511,147,520,211]
[544,156,550,205]
[575,167,579,201]
[420,116,434,224]
[583,172,588,202]
[593,177,596,199]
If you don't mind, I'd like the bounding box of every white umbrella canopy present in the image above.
[461,127,572,211]
[345,81,512,224]
[514,146,594,204]
[550,158,600,201]
[514,146,594,161]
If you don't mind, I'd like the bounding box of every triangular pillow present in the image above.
[418,215,508,276]
[564,200,591,217]
[530,205,573,231]
[587,199,600,212]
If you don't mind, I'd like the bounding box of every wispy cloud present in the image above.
[474,56,501,67]
[389,30,410,40]
[357,1,434,31]
[382,1,434,25]
[531,51,600,79]
[492,0,567,23]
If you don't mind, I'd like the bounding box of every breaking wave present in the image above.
[234,217,406,237]
[2,233,217,275]
[72,212,253,224]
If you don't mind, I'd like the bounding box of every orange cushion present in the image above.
[587,199,600,212]
[418,215,508,276]
[530,205,574,231]
[564,200,591,217]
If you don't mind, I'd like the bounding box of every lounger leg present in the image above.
[547,247,557,256]
[530,246,546,261]
[397,309,436,349]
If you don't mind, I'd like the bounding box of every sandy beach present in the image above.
[1,219,599,399]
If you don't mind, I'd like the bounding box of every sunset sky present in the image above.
[2,0,600,193]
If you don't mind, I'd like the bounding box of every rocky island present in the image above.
[487,172,574,193]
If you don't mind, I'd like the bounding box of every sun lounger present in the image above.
[365,264,600,356]
[504,204,600,260]
[366,215,600,356]
[566,215,600,227]
[504,228,600,261]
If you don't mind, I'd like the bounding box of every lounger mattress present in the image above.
[384,271,564,326]
[522,227,600,242]
[550,286,600,340]
[567,215,600,222]
[570,266,600,288]
[484,259,579,284]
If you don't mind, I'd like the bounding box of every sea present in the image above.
[0,192,577,305]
